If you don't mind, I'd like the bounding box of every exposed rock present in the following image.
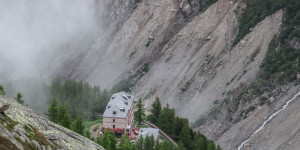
[32,139,42,150]
[13,124,26,134]
[0,98,104,150]
[288,37,300,49]
[269,97,274,102]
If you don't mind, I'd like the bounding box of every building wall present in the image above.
[126,101,135,127]
[103,117,126,129]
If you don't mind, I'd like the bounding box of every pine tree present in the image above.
[135,98,145,125]
[58,101,67,122]
[216,145,222,150]
[119,134,131,150]
[96,137,102,146]
[150,135,155,150]
[101,130,111,150]
[136,135,144,150]
[72,115,84,135]
[193,133,207,150]
[144,135,153,150]
[15,92,24,104]
[61,112,72,129]
[148,97,162,125]
[176,142,186,150]
[179,122,192,150]
[157,141,174,150]
[48,98,58,123]
[109,132,117,150]
[85,130,91,139]
[174,117,188,141]
[0,84,5,95]
[58,101,72,128]
[207,141,216,150]
[157,104,175,136]
[154,138,160,150]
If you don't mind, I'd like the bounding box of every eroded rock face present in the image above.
[0,97,104,150]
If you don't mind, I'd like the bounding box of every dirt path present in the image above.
[89,123,103,139]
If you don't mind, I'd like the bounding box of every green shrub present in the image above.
[0,84,5,95]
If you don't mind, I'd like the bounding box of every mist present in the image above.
[0,0,101,111]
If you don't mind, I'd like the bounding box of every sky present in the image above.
[0,0,99,80]
[0,0,100,110]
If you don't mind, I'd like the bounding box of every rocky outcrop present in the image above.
[0,97,104,150]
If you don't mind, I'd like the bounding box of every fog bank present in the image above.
[0,0,100,110]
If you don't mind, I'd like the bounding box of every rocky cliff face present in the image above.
[36,0,300,149]
[0,95,103,150]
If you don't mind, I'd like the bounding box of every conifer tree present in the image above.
[193,134,207,150]
[61,112,72,129]
[144,135,153,150]
[15,92,24,104]
[109,132,117,150]
[85,130,91,139]
[58,101,67,122]
[179,122,192,150]
[135,98,145,125]
[148,97,162,125]
[0,84,5,95]
[96,137,102,146]
[48,98,58,123]
[154,138,160,150]
[157,141,174,150]
[173,117,188,141]
[157,104,175,136]
[150,135,155,150]
[207,141,216,150]
[101,130,111,150]
[216,145,222,150]
[72,115,84,135]
[136,135,144,150]
[176,142,186,150]
[58,101,72,128]
[119,134,131,150]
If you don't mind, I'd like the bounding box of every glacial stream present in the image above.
[237,92,300,150]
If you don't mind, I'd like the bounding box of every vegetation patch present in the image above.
[83,118,102,138]
[0,115,18,132]
[198,0,219,13]
[233,0,287,46]
[0,84,5,95]
[249,48,260,63]
[112,62,150,92]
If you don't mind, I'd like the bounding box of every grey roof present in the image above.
[103,91,134,118]
[138,128,159,140]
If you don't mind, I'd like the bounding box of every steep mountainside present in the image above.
[36,0,300,149]
[0,95,103,150]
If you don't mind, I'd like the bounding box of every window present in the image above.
[113,125,115,129]
[113,119,115,122]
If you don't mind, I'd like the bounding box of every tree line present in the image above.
[48,78,119,120]
[246,0,300,98]
[96,128,186,150]
[147,97,221,150]
[47,98,84,135]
